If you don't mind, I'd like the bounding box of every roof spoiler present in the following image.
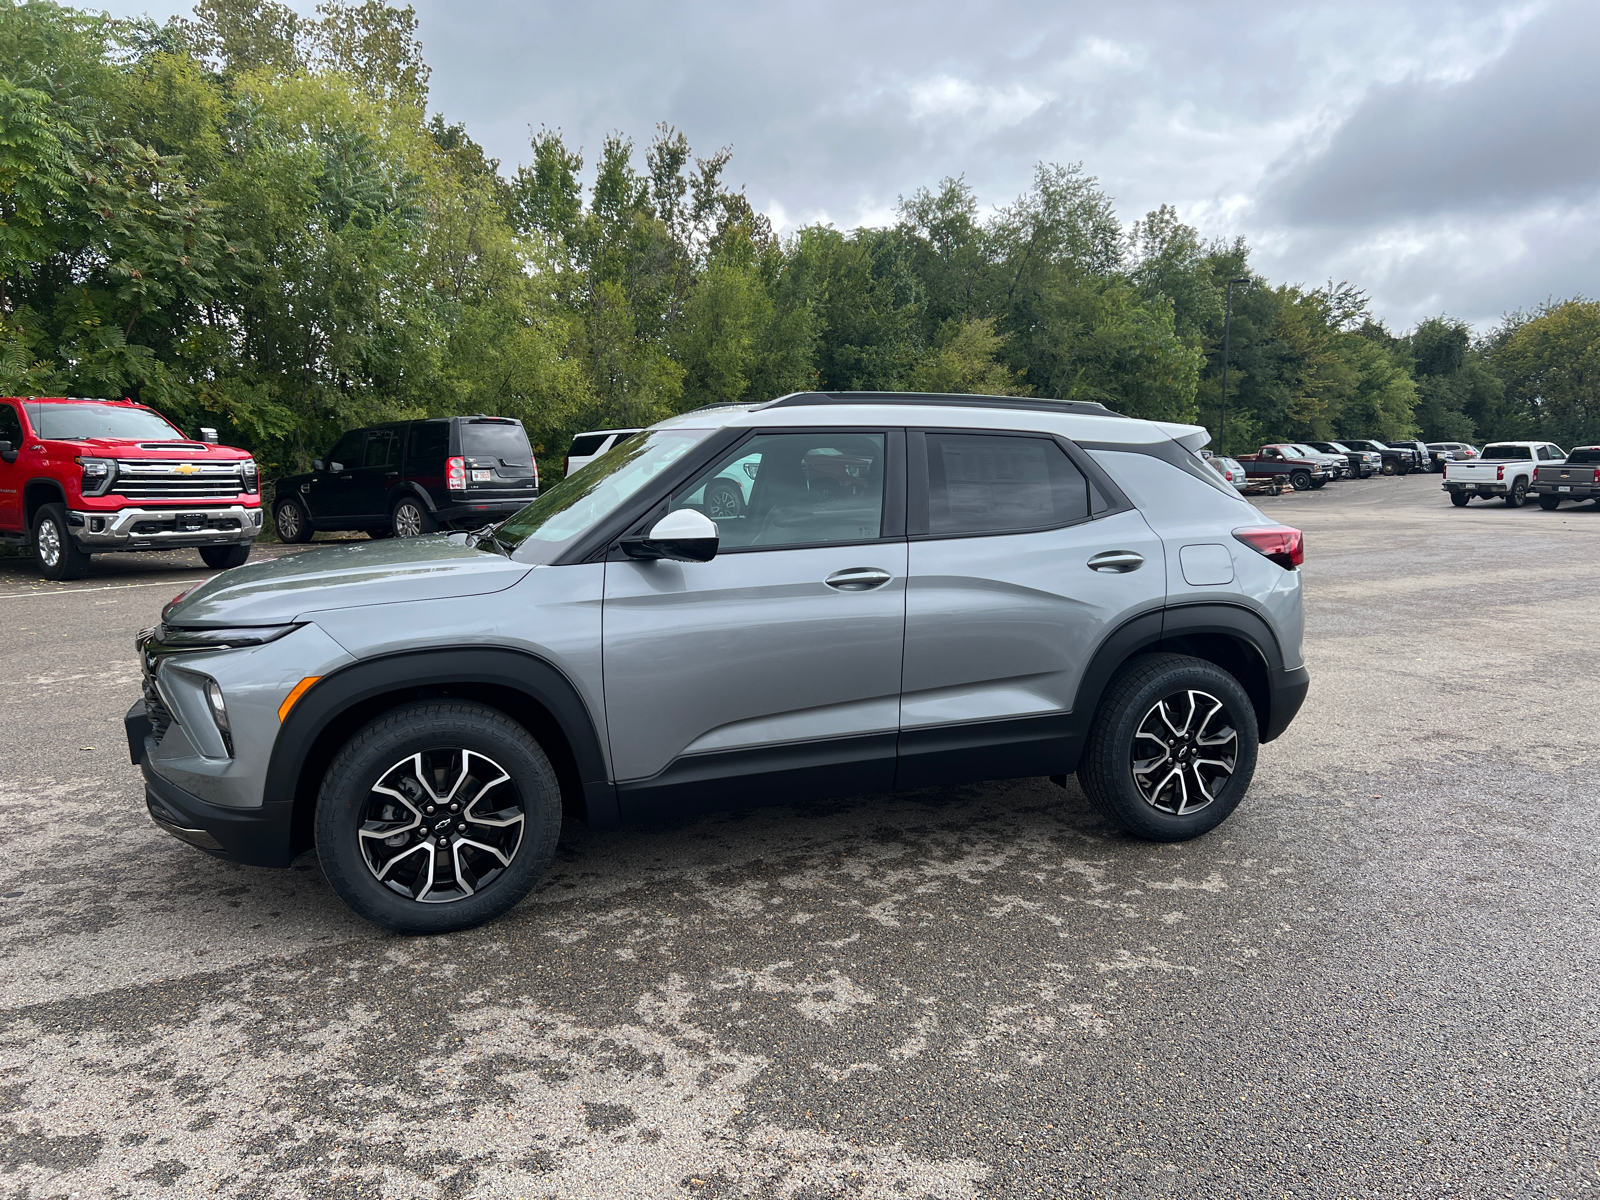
[1157,422,1211,453]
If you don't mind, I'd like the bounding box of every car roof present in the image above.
[653,392,1198,449]
[574,427,644,438]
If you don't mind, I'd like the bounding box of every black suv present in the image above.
[272,417,539,542]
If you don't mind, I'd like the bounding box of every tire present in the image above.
[1504,479,1527,508]
[274,497,314,543]
[1450,491,1471,507]
[1077,653,1260,843]
[1310,477,1327,489]
[1381,459,1397,476]
[32,503,92,581]
[200,544,251,570]
[391,495,437,538]
[1290,471,1312,491]
[315,701,562,934]
[1538,495,1561,511]
[703,479,745,519]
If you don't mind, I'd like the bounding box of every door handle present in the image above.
[384,471,399,477]
[825,567,892,591]
[1088,550,1144,573]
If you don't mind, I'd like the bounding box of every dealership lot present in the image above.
[2,476,1597,1198]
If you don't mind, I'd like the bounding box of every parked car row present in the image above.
[1444,441,1600,509]
[1197,437,1493,495]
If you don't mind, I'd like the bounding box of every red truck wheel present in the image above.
[33,503,92,582]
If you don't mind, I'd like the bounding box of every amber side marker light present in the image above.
[278,676,322,722]
[1233,526,1304,570]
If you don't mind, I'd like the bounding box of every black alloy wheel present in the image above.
[1381,459,1398,475]
[274,498,314,543]
[316,701,561,933]
[32,503,92,581]
[1078,653,1259,842]
[1290,471,1312,491]
[1505,478,1528,508]
[1451,491,1471,507]
[392,496,437,538]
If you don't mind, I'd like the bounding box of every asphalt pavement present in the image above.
[2,476,1597,1198]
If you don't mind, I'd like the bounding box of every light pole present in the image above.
[1219,276,1248,453]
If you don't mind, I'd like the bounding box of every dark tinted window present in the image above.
[0,402,21,446]
[672,432,886,548]
[568,434,610,458]
[407,421,449,465]
[924,433,1088,536]
[1565,448,1600,464]
[363,428,399,467]
[460,419,533,465]
[326,430,363,469]
[1481,444,1531,460]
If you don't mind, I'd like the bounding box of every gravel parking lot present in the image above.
[3,475,1597,1199]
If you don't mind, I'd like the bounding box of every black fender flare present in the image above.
[388,481,438,514]
[264,646,618,855]
[23,476,66,526]
[1070,602,1302,748]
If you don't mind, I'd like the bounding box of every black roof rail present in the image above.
[761,391,1127,418]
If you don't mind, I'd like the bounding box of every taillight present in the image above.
[563,457,571,477]
[531,457,539,489]
[1593,469,1600,483]
[1496,465,1505,481]
[446,456,466,491]
[1234,526,1304,570]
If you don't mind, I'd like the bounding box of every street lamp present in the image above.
[1219,276,1249,453]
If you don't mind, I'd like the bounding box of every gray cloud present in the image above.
[94,0,1586,328]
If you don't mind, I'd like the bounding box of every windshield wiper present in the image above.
[466,522,512,557]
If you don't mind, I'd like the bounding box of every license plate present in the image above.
[471,469,492,482]
[178,514,205,530]
[1559,486,1571,492]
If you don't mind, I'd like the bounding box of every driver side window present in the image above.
[0,402,21,447]
[326,430,363,471]
[670,432,887,549]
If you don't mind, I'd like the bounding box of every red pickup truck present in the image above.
[0,397,262,581]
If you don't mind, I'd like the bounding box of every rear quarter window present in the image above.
[1086,446,1250,522]
[407,422,449,465]
[568,434,610,458]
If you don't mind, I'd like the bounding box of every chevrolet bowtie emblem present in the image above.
[173,463,199,474]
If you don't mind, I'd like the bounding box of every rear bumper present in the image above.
[72,504,263,548]
[432,493,538,525]
[1443,481,1509,494]
[128,699,296,867]
[1531,482,1600,498]
[1263,665,1310,743]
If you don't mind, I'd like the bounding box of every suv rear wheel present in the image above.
[33,503,92,581]
[392,495,437,538]
[315,701,562,934]
[1078,653,1260,842]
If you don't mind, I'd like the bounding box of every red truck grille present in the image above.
[111,460,243,500]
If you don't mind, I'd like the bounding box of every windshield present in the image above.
[498,428,710,563]
[1481,444,1530,459]
[1324,443,1351,452]
[460,419,533,465]
[23,401,186,441]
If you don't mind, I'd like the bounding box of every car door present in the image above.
[0,400,23,530]
[897,430,1167,789]
[304,429,367,524]
[347,426,400,521]
[602,429,907,816]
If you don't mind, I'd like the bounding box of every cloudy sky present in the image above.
[98,0,1598,331]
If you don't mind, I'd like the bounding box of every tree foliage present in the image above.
[1,0,1592,482]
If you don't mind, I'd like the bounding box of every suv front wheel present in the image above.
[316,701,562,933]
[1078,653,1260,842]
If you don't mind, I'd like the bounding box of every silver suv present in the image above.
[128,393,1309,933]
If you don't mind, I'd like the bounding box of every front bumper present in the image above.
[129,701,296,866]
[72,504,263,548]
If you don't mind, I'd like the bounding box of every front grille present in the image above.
[112,460,242,500]
[143,678,173,744]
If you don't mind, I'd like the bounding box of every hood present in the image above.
[164,535,530,627]
[56,436,253,460]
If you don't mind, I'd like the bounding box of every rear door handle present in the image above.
[825,567,892,591]
[1088,550,1144,573]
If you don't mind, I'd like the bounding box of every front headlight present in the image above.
[76,456,116,496]
[240,459,259,495]
[153,623,300,650]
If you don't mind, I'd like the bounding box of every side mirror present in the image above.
[621,508,719,563]
[313,458,325,472]
[199,427,219,444]
[329,461,343,473]
[0,440,14,464]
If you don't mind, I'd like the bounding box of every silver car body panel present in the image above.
[901,508,1166,729]
[601,544,908,784]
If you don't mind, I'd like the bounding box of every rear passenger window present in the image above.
[923,433,1088,536]
[363,429,398,467]
[407,422,449,465]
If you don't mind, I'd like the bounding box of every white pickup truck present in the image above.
[1442,441,1567,508]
